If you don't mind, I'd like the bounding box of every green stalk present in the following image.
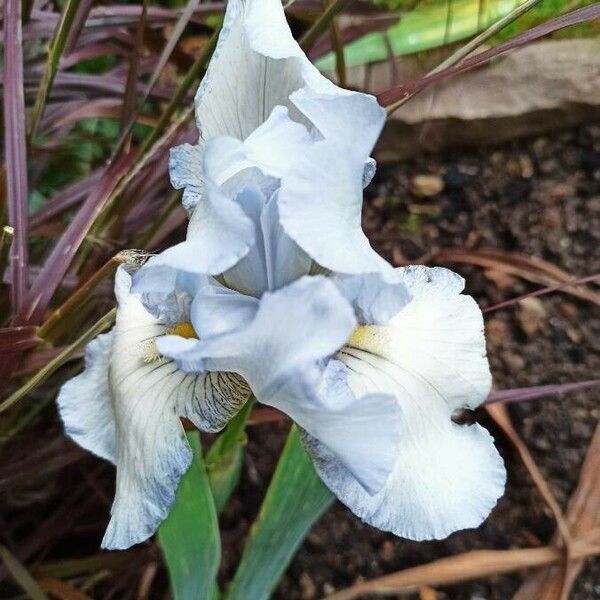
[28,0,82,142]
[0,546,48,600]
[0,226,14,281]
[38,250,147,341]
[386,0,544,115]
[431,0,544,74]
[0,309,116,414]
[133,190,183,249]
[138,26,220,156]
[299,0,352,52]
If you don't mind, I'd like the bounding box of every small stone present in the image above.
[322,582,336,596]
[519,154,534,177]
[379,540,395,561]
[299,573,316,600]
[486,318,508,348]
[484,268,517,290]
[410,174,444,197]
[516,297,547,336]
[558,302,578,319]
[502,351,526,372]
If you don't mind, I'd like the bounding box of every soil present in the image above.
[1,125,599,599]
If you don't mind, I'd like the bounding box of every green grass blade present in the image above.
[159,431,221,600]
[316,0,531,69]
[224,426,334,600]
[29,0,82,141]
[206,397,254,515]
[0,545,49,600]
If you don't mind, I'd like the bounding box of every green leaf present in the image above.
[206,397,254,515]
[159,431,221,600]
[316,0,533,69]
[225,426,334,600]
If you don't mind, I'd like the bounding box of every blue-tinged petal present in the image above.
[131,263,194,326]
[362,158,377,188]
[305,265,503,541]
[157,276,403,495]
[56,331,116,464]
[260,193,312,291]
[194,0,353,142]
[290,87,385,158]
[332,272,410,325]
[243,106,312,179]
[151,180,257,276]
[190,285,259,338]
[84,267,249,550]
[278,139,393,278]
[169,143,204,214]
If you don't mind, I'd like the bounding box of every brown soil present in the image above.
[1,125,599,599]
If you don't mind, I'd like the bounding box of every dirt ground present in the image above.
[222,125,600,599]
[1,125,599,599]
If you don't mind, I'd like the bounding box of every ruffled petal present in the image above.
[290,87,385,158]
[169,143,205,214]
[194,0,365,142]
[332,272,410,325]
[365,265,492,412]
[278,139,393,277]
[157,276,403,495]
[151,180,257,276]
[56,331,116,463]
[308,402,506,540]
[131,262,194,326]
[100,267,248,549]
[305,265,503,540]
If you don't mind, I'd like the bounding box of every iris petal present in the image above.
[304,266,504,540]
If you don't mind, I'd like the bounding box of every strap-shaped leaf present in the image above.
[225,426,334,600]
[206,398,254,515]
[159,431,220,600]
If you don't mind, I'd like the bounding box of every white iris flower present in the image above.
[56,0,505,551]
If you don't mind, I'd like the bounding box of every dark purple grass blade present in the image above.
[19,153,132,325]
[120,0,148,129]
[377,3,600,108]
[309,15,399,60]
[0,326,40,353]
[29,170,103,228]
[484,273,600,313]
[14,4,225,41]
[63,0,95,54]
[486,380,600,405]
[3,0,30,316]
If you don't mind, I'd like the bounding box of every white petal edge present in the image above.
[303,264,503,540]
[56,330,117,464]
[100,267,249,549]
[278,139,394,278]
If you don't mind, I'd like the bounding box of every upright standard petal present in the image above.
[75,267,249,550]
[157,276,403,496]
[151,179,257,276]
[278,139,393,278]
[194,0,339,142]
[306,266,505,541]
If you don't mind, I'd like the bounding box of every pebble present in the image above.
[410,174,444,197]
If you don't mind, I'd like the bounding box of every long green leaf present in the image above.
[159,431,221,600]
[225,426,334,600]
[206,397,254,515]
[316,0,530,69]
[29,0,82,141]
